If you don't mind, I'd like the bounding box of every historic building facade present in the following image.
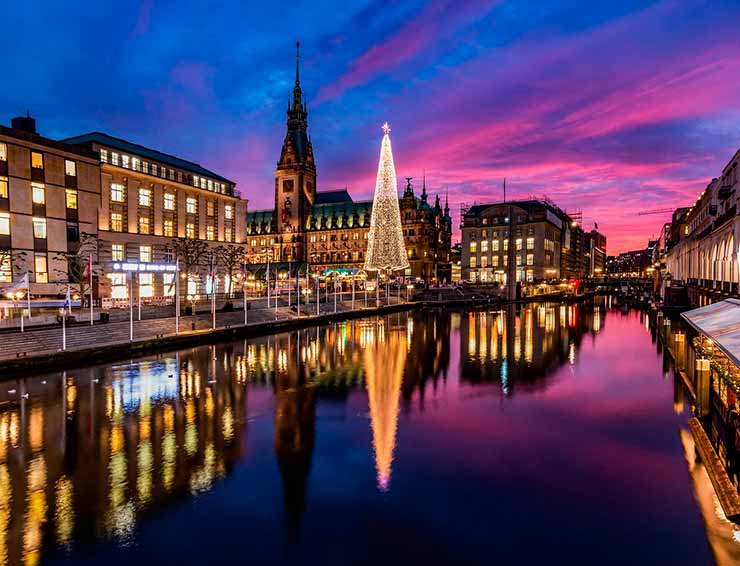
[460,199,604,284]
[665,146,740,306]
[244,48,452,282]
[63,132,247,300]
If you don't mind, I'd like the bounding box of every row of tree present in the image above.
[1,236,254,298]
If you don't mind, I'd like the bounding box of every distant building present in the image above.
[459,198,601,284]
[606,247,653,277]
[243,50,452,282]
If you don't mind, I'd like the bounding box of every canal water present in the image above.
[0,302,729,565]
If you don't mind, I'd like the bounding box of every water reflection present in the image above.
[0,299,689,566]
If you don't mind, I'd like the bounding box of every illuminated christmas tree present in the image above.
[364,123,409,273]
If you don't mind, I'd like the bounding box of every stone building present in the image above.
[460,198,602,284]
[244,48,452,282]
[63,132,247,300]
[0,115,101,296]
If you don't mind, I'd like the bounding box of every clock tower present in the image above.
[275,41,316,263]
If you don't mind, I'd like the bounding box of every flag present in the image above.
[63,285,71,311]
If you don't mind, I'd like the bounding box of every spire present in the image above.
[292,41,302,108]
[444,190,450,216]
[421,172,428,203]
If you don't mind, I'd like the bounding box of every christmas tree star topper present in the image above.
[382,122,391,135]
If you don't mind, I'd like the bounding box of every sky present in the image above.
[2,0,740,253]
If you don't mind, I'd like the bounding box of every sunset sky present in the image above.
[3,0,740,252]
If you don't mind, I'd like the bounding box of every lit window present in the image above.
[65,189,78,209]
[207,179,213,191]
[470,257,477,268]
[469,241,477,253]
[186,223,195,238]
[143,161,149,174]
[139,273,154,298]
[111,212,123,232]
[122,155,130,169]
[31,152,43,169]
[111,152,119,166]
[194,176,200,187]
[110,183,124,202]
[111,244,124,261]
[34,254,48,283]
[207,200,215,216]
[225,204,233,219]
[206,225,215,240]
[139,188,151,207]
[109,273,127,299]
[0,255,10,282]
[164,192,175,210]
[0,143,6,161]
[139,216,150,234]
[527,237,535,250]
[186,197,197,214]
[481,241,488,253]
[32,217,46,239]
[163,219,174,237]
[0,176,7,198]
[201,178,206,189]
[527,253,534,266]
[516,238,522,250]
[151,163,158,176]
[169,169,174,180]
[224,229,233,242]
[132,157,140,171]
[32,183,45,204]
[492,240,499,252]
[139,245,152,263]
[163,273,175,296]
[62,160,77,178]
[100,148,108,163]
[0,212,9,235]
[164,246,173,262]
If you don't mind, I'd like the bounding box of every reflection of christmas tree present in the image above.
[365,330,407,492]
[364,123,409,273]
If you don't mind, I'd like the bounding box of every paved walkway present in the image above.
[0,296,403,360]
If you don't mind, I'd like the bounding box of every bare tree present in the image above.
[215,244,247,296]
[53,233,101,298]
[170,237,210,287]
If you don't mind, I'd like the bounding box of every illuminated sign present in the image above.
[111,262,178,273]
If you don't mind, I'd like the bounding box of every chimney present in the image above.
[11,110,36,134]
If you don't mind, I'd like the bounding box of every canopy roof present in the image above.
[682,299,740,367]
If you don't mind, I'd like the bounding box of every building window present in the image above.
[0,255,10,282]
[111,183,124,202]
[225,204,233,219]
[142,161,149,174]
[206,200,215,216]
[109,273,127,299]
[492,240,499,252]
[32,183,45,204]
[492,256,499,267]
[0,212,9,235]
[163,273,175,296]
[164,192,175,210]
[0,177,7,198]
[207,179,213,191]
[34,254,48,283]
[469,241,477,253]
[31,152,43,169]
[65,189,78,209]
[224,229,232,242]
[526,237,535,250]
[206,225,215,241]
[193,176,199,187]
[186,223,195,239]
[132,157,140,171]
[0,143,6,161]
[32,217,46,239]
[470,257,477,268]
[516,238,522,250]
[111,244,124,261]
[138,216,150,234]
[481,241,488,253]
[139,188,151,207]
[111,152,119,166]
[139,245,152,263]
[526,253,534,266]
[100,148,108,163]
[186,197,197,214]
[163,219,174,237]
[169,169,175,180]
[111,212,123,232]
[151,163,158,176]
[122,155,130,169]
[164,246,173,262]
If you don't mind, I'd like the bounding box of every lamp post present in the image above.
[315,274,320,316]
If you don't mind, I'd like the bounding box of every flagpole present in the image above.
[266,262,270,309]
[175,260,180,335]
[315,275,319,316]
[296,268,300,316]
[89,254,94,326]
[129,272,133,342]
[26,273,31,318]
[243,262,248,326]
[62,302,66,350]
[274,269,278,321]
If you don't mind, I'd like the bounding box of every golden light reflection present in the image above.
[365,330,406,492]
[54,477,74,548]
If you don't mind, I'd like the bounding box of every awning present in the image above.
[682,299,740,368]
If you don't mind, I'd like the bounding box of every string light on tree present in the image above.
[364,122,409,274]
